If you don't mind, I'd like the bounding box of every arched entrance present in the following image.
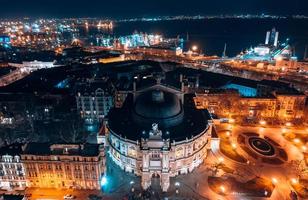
[150,172,161,191]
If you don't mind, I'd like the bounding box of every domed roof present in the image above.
[133,89,184,128]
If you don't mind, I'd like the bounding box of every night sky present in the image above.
[0,0,307,19]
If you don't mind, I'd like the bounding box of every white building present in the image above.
[9,60,59,73]
[0,144,27,190]
[107,84,214,192]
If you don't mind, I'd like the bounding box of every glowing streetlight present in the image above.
[100,175,107,187]
[229,118,235,123]
[101,176,107,185]
[293,138,300,144]
[302,146,307,152]
[218,157,224,164]
[130,180,135,192]
[175,181,180,194]
[290,178,298,185]
[175,182,180,187]
[281,128,287,134]
[259,120,266,126]
[220,185,226,193]
[226,131,231,137]
[192,45,198,51]
[285,122,292,127]
[272,178,278,185]
[231,143,237,150]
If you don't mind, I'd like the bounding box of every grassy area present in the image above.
[220,140,247,163]
[208,176,274,197]
[217,130,247,163]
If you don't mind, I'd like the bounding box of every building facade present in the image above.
[0,144,27,190]
[107,84,213,192]
[76,87,114,124]
[193,88,306,122]
[21,143,105,190]
[275,93,306,121]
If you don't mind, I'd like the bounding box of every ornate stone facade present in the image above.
[0,144,27,190]
[21,143,105,189]
[107,84,213,191]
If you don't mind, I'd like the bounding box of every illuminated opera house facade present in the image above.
[107,81,214,191]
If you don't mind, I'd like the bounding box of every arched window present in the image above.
[193,142,197,151]
[175,147,184,159]
[128,146,137,157]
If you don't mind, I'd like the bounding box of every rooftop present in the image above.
[22,143,102,157]
[0,143,23,156]
[108,93,210,142]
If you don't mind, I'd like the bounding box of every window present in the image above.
[176,147,184,159]
[128,146,137,157]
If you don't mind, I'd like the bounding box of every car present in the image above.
[64,194,75,199]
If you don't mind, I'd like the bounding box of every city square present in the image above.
[0,0,308,200]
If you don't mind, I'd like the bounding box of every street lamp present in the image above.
[175,182,180,187]
[272,178,278,185]
[130,180,135,192]
[218,157,224,164]
[281,128,287,134]
[220,185,226,193]
[231,143,237,150]
[229,118,235,123]
[290,178,298,185]
[100,175,107,187]
[175,181,180,194]
[226,131,231,137]
[192,45,198,52]
[293,138,300,144]
[259,120,266,126]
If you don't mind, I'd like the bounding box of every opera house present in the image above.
[107,78,214,191]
